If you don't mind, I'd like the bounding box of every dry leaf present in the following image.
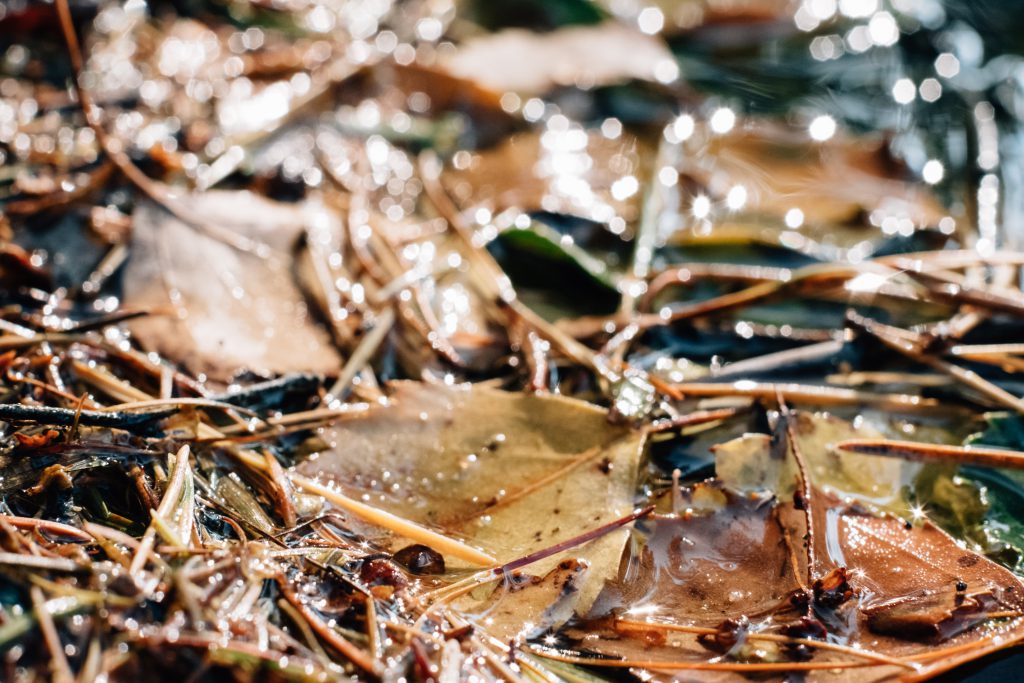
[444,22,676,95]
[124,192,341,382]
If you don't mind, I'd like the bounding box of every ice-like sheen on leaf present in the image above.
[574,485,1024,681]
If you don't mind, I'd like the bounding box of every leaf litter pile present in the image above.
[6,0,1024,680]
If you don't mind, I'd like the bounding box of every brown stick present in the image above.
[835,438,1024,470]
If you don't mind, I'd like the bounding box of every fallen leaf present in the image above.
[123,192,341,382]
[444,22,676,95]
[296,381,646,618]
[569,484,1024,681]
[713,411,920,515]
[593,0,794,34]
[672,122,955,253]
[443,128,652,231]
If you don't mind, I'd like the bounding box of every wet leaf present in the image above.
[968,412,1024,451]
[336,62,521,150]
[123,192,341,382]
[442,128,652,232]
[714,411,920,515]
[671,122,954,252]
[570,484,1024,680]
[493,219,621,292]
[714,411,1023,568]
[297,381,646,611]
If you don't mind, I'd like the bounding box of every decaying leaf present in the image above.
[556,413,1024,679]
[569,484,1024,681]
[675,122,953,240]
[466,558,593,642]
[123,192,341,382]
[297,381,646,621]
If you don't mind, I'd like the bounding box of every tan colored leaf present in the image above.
[444,22,675,95]
[696,123,947,226]
[123,192,341,382]
[443,129,651,229]
[714,411,920,515]
[296,381,646,615]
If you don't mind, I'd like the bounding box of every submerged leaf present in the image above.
[713,411,919,515]
[123,192,341,382]
[714,411,1021,567]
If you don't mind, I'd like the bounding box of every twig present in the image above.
[0,553,83,573]
[324,307,395,405]
[835,438,1024,470]
[277,575,381,677]
[31,586,74,683]
[778,398,816,591]
[526,647,878,671]
[614,619,914,669]
[1,516,92,542]
[670,381,937,410]
[211,374,321,411]
[0,403,171,433]
[498,505,653,574]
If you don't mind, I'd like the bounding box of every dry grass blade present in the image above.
[293,475,497,566]
[614,619,916,669]
[129,445,192,576]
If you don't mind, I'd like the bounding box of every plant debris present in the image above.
[3,0,1024,681]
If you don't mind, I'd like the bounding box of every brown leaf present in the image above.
[296,381,646,618]
[669,122,958,261]
[442,129,652,231]
[565,484,1024,680]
